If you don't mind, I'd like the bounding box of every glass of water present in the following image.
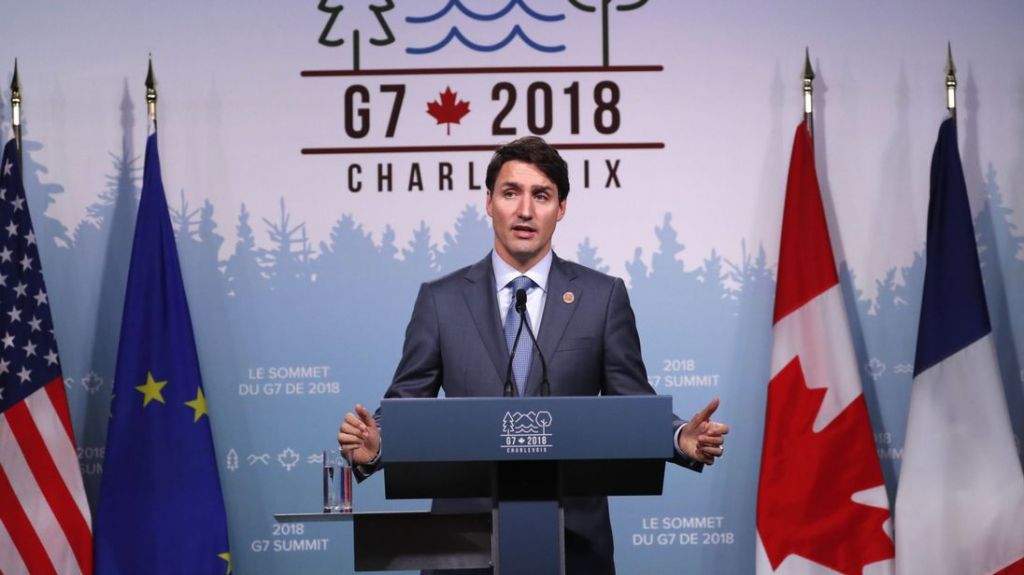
[322,448,352,513]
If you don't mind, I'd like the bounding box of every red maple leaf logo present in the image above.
[426,86,470,135]
[757,357,894,574]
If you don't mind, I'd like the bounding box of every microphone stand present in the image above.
[515,289,551,396]
[504,290,528,397]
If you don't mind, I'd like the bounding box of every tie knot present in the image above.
[509,275,534,293]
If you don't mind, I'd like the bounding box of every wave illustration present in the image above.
[406,0,564,24]
[406,25,565,55]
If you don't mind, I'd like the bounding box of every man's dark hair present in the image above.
[485,136,570,202]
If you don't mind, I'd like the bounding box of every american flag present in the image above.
[0,138,93,575]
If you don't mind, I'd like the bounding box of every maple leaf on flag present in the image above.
[426,86,470,135]
[757,357,894,574]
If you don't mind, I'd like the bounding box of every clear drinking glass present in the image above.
[322,448,352,513]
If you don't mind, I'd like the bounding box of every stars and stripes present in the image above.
[0,138,93,574]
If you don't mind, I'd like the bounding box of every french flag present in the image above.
[894,118,1024,575]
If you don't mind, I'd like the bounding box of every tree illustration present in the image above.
[75,152,138,242]
[724,240,774,305]
[624,247,649,290]
[19,134,74,250]
[872,268,902,318]
[576,236,609,273]
[857,251,924,382]
[224,203,264,298]
[977,163,1024,278]
[723,240,775,383]
[568,0,648,66]
[694,248,732,311]
[894,251,925,318]
[838,261,872,320]
[649,213,697,285]
[317,0,396,70]
[312,213,384,317]
[260,197,312,288]
[316,213,378,280]
[437,204,491,273]
[170,189,201,246]
[169,193,226,309]
[536,411,552,429]
[380,224,399,261]
[197,200,224,263]
[403,220,438,278]
[193,199,226,295]
[168,196,229,373]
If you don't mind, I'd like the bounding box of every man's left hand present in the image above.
[677,397,729,465]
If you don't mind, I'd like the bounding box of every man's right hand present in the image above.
[338,404,381,465]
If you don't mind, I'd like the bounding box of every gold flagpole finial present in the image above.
[145,54,157,130]
[802,47,815,135]
[11,59,23,152]
[945,42,957,117]
[11,59,22,128]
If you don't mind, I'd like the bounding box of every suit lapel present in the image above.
[525,254,581,396]
[462,255,511,388]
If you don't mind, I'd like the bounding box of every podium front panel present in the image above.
[381,395,674,463]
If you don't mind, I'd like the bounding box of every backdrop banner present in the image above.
[2,2,1023,573]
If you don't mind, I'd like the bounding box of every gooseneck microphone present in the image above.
[503,289,528,397]
[515,288,551,397]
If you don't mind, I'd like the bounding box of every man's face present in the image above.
[486,160,567,272]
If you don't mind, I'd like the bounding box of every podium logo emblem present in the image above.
[501,410,553,454]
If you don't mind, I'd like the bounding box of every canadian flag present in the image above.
[756,124,894,575]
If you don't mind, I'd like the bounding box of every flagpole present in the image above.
[11,59,23,161]
[146,54,157,134]
[802,47,815,138]
[945,42,957,119]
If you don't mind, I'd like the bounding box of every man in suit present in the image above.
[339,136,728,574]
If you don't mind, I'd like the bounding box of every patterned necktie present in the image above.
[504,275,535,396]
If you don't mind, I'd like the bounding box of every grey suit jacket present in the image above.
[368,252,701,575]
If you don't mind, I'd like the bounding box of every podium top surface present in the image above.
[381,395,674,463]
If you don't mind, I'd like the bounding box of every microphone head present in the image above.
[515,288,527,313]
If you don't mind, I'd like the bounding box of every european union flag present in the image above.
[95,133,231,574]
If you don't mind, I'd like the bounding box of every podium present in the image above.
[279,395,674,573]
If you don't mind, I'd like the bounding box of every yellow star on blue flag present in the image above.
[135,372,167,407]
[185,387,209,422]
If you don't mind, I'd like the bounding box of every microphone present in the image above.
[515,288,551,397]
[515,288,527,313]
[504,289,528,397]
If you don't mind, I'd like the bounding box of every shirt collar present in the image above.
[492,249,552,294]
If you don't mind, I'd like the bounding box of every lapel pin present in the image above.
[562,291,575,304]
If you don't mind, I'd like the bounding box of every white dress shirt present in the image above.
[492,249,552,334]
